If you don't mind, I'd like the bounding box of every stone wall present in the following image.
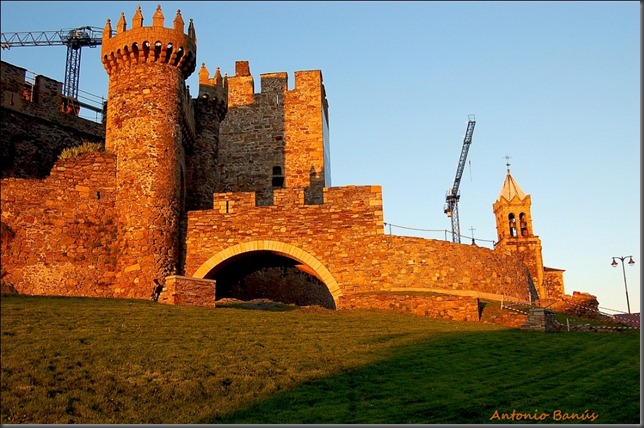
[542,267,565,300]
[0,152,118,297]
[103,60,188,297]
[185,185,533,306]
[479,305,528,328]
[495,237,544,299]
[283,69,328,200]
[101,6,198,297]
[521,308,558,332]
[376,236,533,300]
[549,291,603,320]
[0,19,555,316]
[157,275,216,307]
[337,293,480,322]
[190,64,228,211]
[218,61,328,205]
[218,62,286,204]
[1,61,105,179]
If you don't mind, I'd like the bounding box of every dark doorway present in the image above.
[207,251,336,309]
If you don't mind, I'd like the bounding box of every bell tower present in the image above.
[101,5,197,297]
[493,163,546,300]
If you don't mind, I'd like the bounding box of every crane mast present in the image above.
[444,115,476,243]
[1,26,104,105]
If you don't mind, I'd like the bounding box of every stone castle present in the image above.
[1,5,586,322]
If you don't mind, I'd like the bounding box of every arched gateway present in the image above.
[192,240,342,306]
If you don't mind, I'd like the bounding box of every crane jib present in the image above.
[1,27,105,100]
[444,117,476,244]
[450,119,476,196]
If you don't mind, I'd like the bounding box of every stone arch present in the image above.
[192,240,342,304]
[508,212,516,237]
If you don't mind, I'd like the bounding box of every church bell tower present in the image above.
[493,163,546,300]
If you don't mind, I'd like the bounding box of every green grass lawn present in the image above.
[1,294,640,424]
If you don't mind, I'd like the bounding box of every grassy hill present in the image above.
[1,294,639,424]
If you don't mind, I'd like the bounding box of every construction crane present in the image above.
[444,114,476,243]
[1,26,104,110]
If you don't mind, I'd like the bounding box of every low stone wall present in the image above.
[337,293,480,322]
[521,308,558,332]
[158,275,216,307]
[548,291,601,319]
[479,304,528,328]
[1,152,118,297]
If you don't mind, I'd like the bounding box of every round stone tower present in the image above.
[101,5,197,297]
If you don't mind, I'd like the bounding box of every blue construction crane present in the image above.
[444,114,476,243]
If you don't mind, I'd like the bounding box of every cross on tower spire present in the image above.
[504,154,512,173]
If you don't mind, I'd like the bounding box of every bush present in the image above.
[58,142,104,160]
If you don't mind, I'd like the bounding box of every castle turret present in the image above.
[187,63,228,210]
[101,5,197,297]
[493,168,545,300]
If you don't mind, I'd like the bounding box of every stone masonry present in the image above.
[337,293,480,322]
[0,4,578,324]
[216,61,328,205]
[100,6,198,297]
[1,152,118,296]
[158,276,216,307]
[0,62,104,179]
[186,186,536,309]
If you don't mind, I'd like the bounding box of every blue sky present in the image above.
[1,1,640,314]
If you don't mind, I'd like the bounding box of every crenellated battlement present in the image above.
[2,3,572,319]
[218,60,330,203]
[0,60,105,123]
[101,5,197,79]
[226,61,326,108]
[211,185,383,212]
[197,63,228,120]
[100,4,201,294]
[1,61,105,178]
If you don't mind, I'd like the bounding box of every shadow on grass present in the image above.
[1,295,639,424]
[204,328,640,424]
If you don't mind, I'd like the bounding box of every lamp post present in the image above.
[611,255,635,315]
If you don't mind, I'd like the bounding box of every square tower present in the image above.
[217,61,330,205]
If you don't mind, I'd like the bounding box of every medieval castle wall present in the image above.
[185,186,533,305]
[190,65,227,210]
[217,61,328,205]
[1,152,118,296]
[0,4,572,321]
[542,268,565,300]
[338,293,481,322]
[0,62,105,179]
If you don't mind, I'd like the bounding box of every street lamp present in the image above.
[611,255,635,315]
